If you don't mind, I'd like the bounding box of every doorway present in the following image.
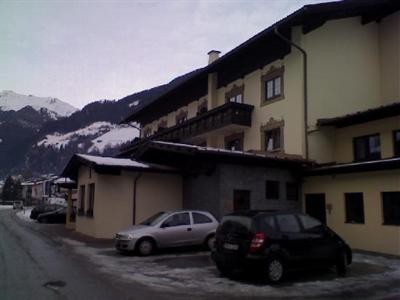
[233,190,251,211]
[305,193,326,224]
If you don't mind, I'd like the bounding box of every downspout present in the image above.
[274,27,309,160]
[132,173,143,225]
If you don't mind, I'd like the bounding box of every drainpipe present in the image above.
[132,173,143,225]
[274,27,309,160]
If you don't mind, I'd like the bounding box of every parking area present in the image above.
[12,210,400,299]
[61,237,400,298]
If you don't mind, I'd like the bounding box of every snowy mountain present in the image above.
[0,69,197,178]
[0,90,77,118]
[37,122,138,154]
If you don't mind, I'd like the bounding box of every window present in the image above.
[87,183,95,217]
[225,85,244,104]
[276,214,301,233]
[197,100,208,115]
[286,182,299,201]
[162,213,190,227]
[382,192,400,225]
[225,133,244,151]
[394,130,400,157]
[256,216,277,232]
[79,185,85,215]
[266,180,279,199]
[353,134,381,161]
[298,214,322,231]
[261,66,284,103]
[193,212,212,224]
[345,193,365,224]
[264,128,281,151]
[176,111,188,125]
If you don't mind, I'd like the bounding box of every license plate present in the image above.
[223,243,239,250]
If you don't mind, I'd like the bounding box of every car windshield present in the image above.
[140,212,168,226]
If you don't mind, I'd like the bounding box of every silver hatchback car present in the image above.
[115,210,219,256]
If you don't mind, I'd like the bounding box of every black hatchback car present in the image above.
[212,211,352,283]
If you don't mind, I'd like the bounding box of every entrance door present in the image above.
[233,190,251,211]
[305,193,326,224]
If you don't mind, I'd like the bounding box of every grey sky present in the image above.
[0,0,331,108]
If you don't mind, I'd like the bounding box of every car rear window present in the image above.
[193,212,212,224]
[221,216,252,229]
[276,214,301,233]
[298,214,322,230]
[254,215,277,232]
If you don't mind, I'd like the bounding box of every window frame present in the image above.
[261,66,284,105]
[382,192,400,226]
[87,183,95,217]
[264,127,282,152]
[78,185,85,216]
[393,130,400,157]
[353,133,381,162]
[225,84,244,104]
[224,132,244,151]
[266,180,280,200]
[344,192,365,224]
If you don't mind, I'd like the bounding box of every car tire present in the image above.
[205,234,216,251]
[336,250,347,276]
[265,257,285,283]
[136,238,155,256]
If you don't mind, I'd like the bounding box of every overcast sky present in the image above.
[0,0,331,109]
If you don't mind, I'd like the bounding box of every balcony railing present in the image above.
[121,102,254,152]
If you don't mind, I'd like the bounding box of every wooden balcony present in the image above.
[120,102,254,154]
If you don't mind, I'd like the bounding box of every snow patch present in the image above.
[0,90,77,117]
[88,125,138,153]
[77,154,150,168]
[129,100,140,107]
[0,205,13,210]
[37,122,138,153]
[16,207,34,222]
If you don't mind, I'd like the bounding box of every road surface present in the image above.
[0,208,224,300]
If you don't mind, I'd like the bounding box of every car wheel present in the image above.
[266,257,284,283]
[336,250,347,276]
[205,234,216,251]
[136,238,154,256]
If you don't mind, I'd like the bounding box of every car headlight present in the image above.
[127,234,135,240]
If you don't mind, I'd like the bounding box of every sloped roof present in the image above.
[61,153,178,181]
[121,0,400,125]
[317,101,400,127]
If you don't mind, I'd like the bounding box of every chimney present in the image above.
[208,50,221,65]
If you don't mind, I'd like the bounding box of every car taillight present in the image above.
[249,232,266,253]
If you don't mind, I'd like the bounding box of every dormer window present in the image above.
[176,110,188,125]
[225,85,244,104]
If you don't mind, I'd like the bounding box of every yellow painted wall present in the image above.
[76,166,183,238]
[138,14,399,163]
[333,116,400,163]
[303,170,400,256]
[380,11,400,104]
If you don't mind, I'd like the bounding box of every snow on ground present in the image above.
[37,122,138,153]
[61,238,400,297]
[16,207,34,222]
[0,205,13,210]
[88,125,138,153]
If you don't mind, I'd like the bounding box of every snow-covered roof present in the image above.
[76,154,151,169]
[62,153,177,180]
[53,177,75,184]
[151,141,308,163]
[306,157,400,176]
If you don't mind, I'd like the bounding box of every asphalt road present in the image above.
[0,209,227,300]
